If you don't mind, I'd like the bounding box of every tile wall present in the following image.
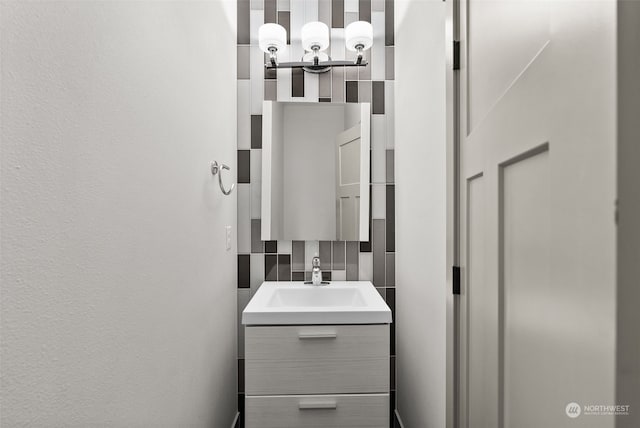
[236,0,395,425]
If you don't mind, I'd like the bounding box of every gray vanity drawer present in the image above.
[245,394,389,428]
[245,324,389,395]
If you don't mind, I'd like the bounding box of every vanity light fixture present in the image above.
[258,21,373,74]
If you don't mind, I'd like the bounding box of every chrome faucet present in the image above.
[311,256,324,286]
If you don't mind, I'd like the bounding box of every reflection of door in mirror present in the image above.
[261,101,370,242]
[336,125,361,241]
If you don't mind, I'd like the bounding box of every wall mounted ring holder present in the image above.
[211,161,235,196]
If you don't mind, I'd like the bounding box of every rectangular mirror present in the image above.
[261,101,371,241]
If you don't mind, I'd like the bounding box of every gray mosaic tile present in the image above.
[359,80,372,103]
[238,150,250,183]
[319,0,332,26]
[238,184,251,253]
[385,46,394,80]
[265,254,277,280]
[238,359,245,393]
[359,0,371,22]
[238,254,250,288]
[372,80,385,114]
[373,219,385,286]
[251,115,262,149]
[319,241,332,269]
[278,254,291,281]
[238,0,250,44]
[346,80,358,103]
[319,72,332,99]
[292,241,305,271]
[292,68,304,97]
[332,241,346,270]
[346,241,359,280]
[386,185,395,251]
[265,240,277,253]
[265,0,277,23]
[332,270,346,281]
[238,45,250,79]
[345,11,358,26]
[332,0,344,28]
[385,253,395,286]
[372,0,384,11]
[238,80,251,150]
[250,254,264,294]
[265,80,277,101]
[359,252,373,280]
[251,219,263,253]
[237,290,250,357]
[277,11,290,44]
[277,0,290,10]
[331,68,345,103]
[385,0,394,46]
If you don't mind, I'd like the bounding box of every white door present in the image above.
[336,124,362,241]
[456,1,617,428]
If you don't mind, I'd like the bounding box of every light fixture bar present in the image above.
[265,60,369,70]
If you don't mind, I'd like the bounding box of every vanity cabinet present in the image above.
[244,324,390,428]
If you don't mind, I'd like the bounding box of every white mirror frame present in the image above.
[358,102,370,241]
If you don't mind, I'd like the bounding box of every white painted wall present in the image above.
[395,1,447,427]
[0,2,238,426]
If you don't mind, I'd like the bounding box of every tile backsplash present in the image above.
[236,0,395,425]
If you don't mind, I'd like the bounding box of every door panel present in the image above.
[467,0,550,132]
[465,173,498,428]
[501,146,551,428]
[457,1,617,427]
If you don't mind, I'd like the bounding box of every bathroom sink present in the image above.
[242,281,392,325]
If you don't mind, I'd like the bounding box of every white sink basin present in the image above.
[242,281,392,325]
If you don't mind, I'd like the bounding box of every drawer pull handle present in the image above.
[298,332,337,339]
[298,400,338,410]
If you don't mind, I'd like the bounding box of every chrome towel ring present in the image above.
[211,161,235,196]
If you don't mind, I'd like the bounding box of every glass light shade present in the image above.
[258,23,287,53]
[345,21,373,51]
[303,51,330,62]
[301,21,330,51]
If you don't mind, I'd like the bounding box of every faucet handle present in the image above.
[312,256,321,268]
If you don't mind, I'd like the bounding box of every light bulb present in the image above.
[258,23,287,54]
[301,21,330,52]
[345,21,373,52]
